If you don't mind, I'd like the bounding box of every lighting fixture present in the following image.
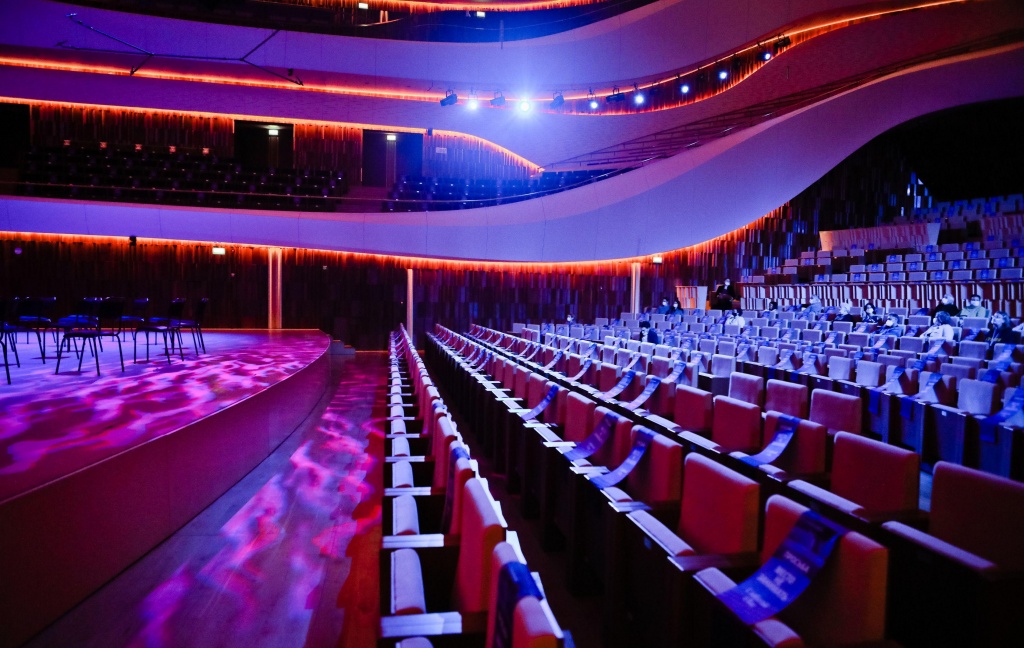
[718,70,729,81]
[550,92,565,109]
[386,134,397,141]
[475,11,485,17]
[490,92,505,107]
[357,2,368,9]
[680,83,690,94]
[440,90,458,107]
[212,247,226,255]
[268,128,279,136]
[632,83,644,105]
[467,97,480,110]
[518,100,531,112]
[606,86,625,103]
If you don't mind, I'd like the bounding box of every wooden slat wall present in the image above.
[422,132,534,180]
[28,104,235,154]
[0,233,267,328]
[292,123,363,181]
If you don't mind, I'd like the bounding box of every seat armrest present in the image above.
[788,480,866,517]
[881,521,998,574]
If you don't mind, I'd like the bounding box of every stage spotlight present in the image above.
[718,70,728,81]
[761,50,772,61]
[550,92,564,109]
[606,86,625,103]
[680,83,690,94]
[490,92,505,107]
[773,35,791,54]
[634,93,644,105]
[467,97,479,110]
[440,90,458,106]
[518,100,531,112]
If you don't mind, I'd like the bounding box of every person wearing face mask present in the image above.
[834,301,856,322]
[876,314,902,337]
[958,294,990,319]
[655,297,671,315]
[861,303,882,324]
[725,308,746,328]
[713,278,737,310]
[932,293,959,318]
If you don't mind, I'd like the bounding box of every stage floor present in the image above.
[0,329,329,503]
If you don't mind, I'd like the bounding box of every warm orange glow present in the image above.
[335,0,603,12]
[0,97,542,173]
[0,0,966,118]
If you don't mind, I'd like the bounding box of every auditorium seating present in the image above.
[427,320,1022,647]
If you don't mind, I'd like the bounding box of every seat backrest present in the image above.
[564,391,597,443]
[486,543,560,648]
[764,496,888,646]
[827,356,853,381]
[917,371,957,405]
[757,346,778,366]
[765,379,809,418]
[831,432,919,514]
[711,395,763,452]
[454,478,506,614]
[955,378,997,415]
[678,453,759,554]
[432,417,461,489]
[626,426,684,508]
[710,354,735,377]
[673,385,714,435]
[930,462,1024,570]
[728,372,764,408]
[854,360,884,387]
[763,411,827,475]
[589,407,634,467]
[809,389,862,435]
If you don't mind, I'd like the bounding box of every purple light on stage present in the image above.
[13,247,21,255]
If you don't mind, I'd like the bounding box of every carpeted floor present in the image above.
[24,351,386,648]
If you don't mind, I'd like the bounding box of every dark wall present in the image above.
[234,121,294,169]
[0,104,30,168]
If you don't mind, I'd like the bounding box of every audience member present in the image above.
[713,278,737,310]
[958,294,990,319]
[655,298,671,315]
[986,311,1020,349]
[760,300,779,318]
[921,311,955,341]
[932,293,959,318]
[861,303,882,324]
[669,298,682,315]
[638,320,660,344]
[800,295,823,319]
[566,313,574,324]
[875,314,902,337]
[834,301,856,322]
[725,308,746,328]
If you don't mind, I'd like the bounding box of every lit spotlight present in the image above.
[634,93,645,105]
[550,92,565,109]
[718,70,729,81]
[490,92,505,107]
[518,100,531,112]
[589,99,599,110]
[440,90,458,106]
[761,50,772,61]
[467,97,480,110]
[680,84,690,94]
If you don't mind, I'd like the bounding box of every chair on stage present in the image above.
[134,298,186,363]
[119,297,150,340]
[179,297,208,354]
[55,297,125,375]
[15,296,57,362]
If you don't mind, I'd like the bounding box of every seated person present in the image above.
[834,301,856,322]
[800,295,823,319]
[566,313,575,324]
[860,303,883,324]
[875,313,902,337]
[655,298,671,315]
[987,311,1020,349]
[932,293,959,318]
[759,300,779,318]
[724,308,746,328]
[921,311,955,341]
[958,294,990,319]
[638,320,660,344]
[668,298,682,315]
[713,278,737,310]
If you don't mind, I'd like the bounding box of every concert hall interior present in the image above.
[2,0,1024,647]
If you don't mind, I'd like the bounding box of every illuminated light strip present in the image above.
[0,97,542,173]
[343,0,603,12]
[0,0,971,121]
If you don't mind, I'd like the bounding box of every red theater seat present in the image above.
[711,395,763,452]
[765,379,809,418]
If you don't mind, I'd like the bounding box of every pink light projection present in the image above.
[124,354,386,647]
[0,330,329,503]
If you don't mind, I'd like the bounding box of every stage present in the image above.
[0,329,332,647]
